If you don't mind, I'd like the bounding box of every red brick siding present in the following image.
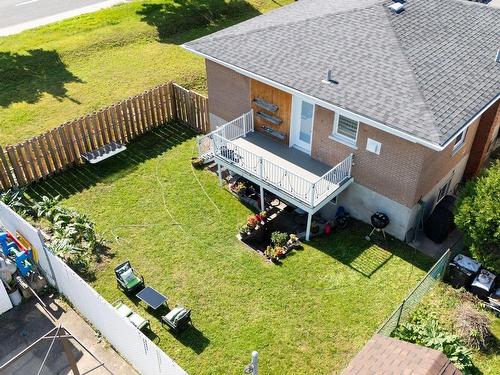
[205,60,251,121]
[312,105,481,208]
[311,106,427,207]
[464,98,500,179]
[414,118,480,201]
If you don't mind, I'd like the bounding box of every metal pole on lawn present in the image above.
[217,163,223,187]
[244,351,258,375]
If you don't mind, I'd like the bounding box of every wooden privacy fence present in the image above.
[0,82,209,190]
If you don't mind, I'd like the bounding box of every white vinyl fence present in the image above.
[0,202,187,375]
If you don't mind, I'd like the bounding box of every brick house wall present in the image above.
[311,106,428,208]
[206,60,251,129]
[464,98,500,179]
[311,105,481,209]
[414,117,480,203]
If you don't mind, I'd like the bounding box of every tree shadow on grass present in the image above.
[26,122,197,201]
[0,49,82,107]
[137,0,261,43]
[310,221,434,278]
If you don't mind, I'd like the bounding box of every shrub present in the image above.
[271,231,288,247]
[393,311,474,372]
[455,160,500,272]
[0,188,31,216]
[454,303,492,351]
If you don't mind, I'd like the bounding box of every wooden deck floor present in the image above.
[232,132,331,182]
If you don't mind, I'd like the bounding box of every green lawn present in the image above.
[27,123,433,374]
[0,0,293,145]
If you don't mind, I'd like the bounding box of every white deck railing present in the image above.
[212,132,353,208]
[197,110,254,160]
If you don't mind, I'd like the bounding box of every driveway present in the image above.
[0,0,127,36]
[0,295,137,375]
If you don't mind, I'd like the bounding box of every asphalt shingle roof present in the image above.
[184,0,500,147]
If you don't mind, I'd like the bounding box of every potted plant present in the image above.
[274,246,286,259]
[264,245,274,259]
[238,224,251,239]
[247,215,259,230]
[271,231,288,248]
[286,234,302,250]
[191,157,204,168]
[255,210,267,224]
[231,181,247,196]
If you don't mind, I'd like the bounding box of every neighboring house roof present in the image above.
[184,0,500,148]
[341,334,463,374]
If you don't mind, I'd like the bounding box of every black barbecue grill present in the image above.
[367,212,390,241]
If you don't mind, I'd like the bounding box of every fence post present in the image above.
[395,299,405,327]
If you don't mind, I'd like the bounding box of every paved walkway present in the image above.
[0,295,137,374]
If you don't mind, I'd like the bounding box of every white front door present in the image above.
[291,96,315,154]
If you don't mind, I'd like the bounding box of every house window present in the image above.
[332,114,359,147]
[437,179,451,203]
[452,129,468,153]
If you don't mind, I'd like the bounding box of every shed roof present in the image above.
[184,0,500,147]
[341,334,463,374]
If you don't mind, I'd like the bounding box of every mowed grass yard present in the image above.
[0,0,293,145]
[27,122,433,374]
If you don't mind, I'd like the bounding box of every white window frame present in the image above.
[436,179,452,204]
[452,129,468,154]
[330,113,359,149]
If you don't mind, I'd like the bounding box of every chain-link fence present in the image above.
[377,240,464,336]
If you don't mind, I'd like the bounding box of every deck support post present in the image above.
[305,212,312,241]
[217,163,223,187]
[260,186,265,211]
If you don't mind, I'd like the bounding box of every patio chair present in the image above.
[112,300,150,331]
[114,261,145,294]
[161,306,192,333]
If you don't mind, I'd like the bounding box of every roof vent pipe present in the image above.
[496,49,500,63]
[324,69,338,85]
[388,2,405,14]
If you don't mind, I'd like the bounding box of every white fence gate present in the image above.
[0,202,187,375]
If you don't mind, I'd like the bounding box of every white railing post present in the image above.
[243,113,248,138]
[259,156,264,178]
[348,153,353,177]
[310,183,315,207]
[250,109,255,132]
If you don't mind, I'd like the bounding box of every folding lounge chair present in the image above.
[161,306,192,333]
[114,261,145,294]
[113,300,150,331]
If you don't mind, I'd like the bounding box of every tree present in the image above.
[455,160,500,273]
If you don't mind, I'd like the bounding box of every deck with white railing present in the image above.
[198,110,353,211]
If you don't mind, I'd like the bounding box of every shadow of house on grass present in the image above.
[310,221,434,278]
[0,49,82,107]
[26,122,196,200]
[137,0,261,43]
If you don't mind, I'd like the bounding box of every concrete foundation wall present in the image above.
[331,182,414,241]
